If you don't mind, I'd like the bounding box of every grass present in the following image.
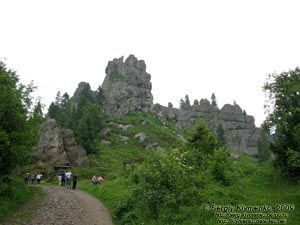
[78,150,300,225]
[3,111,300,224]
[52,111,300,224]
[236,159,300,224]
[97,111,183,177]
[0,178,45,224]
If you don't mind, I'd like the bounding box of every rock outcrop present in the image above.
[150,102,261,156]
[66,55,262,156]
[32,119,89,166]
[101,55,153,117]
[98,55,262,156]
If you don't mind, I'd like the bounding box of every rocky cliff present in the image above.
[47,54,261,157]
[99,55,261,156]
[32,119,89,166]
[101,55,153,117]
[151,102,261,156]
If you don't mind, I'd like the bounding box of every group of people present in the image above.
[58,170,78,190]
[91,175,104,186]
[25,173,43,184]
[24,170,104,189]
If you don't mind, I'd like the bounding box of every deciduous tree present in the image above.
[263,67,300,179]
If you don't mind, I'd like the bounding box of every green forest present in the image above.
[1,60,300,224]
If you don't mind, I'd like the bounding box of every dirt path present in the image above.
[4,186,113,225]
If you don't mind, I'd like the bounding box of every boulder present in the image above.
[135,133,147,142]
[32,119,89,166]
[230,153,241,161]
[101,140,111,145]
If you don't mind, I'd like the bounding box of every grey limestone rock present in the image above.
[66,55,262,157]
[119,134,129,144]
[230,153,241,161]
[135,133,147,142]
[101,140,112,145]
[100,128,112,136]
[32,119,89,166]
[102,55,153,118]
[150,101,261,156]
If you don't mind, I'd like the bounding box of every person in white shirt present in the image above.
[36,174,42,184]
[65,171,72,189]
[57,175,62,186]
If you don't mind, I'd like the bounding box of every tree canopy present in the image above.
[263,67,300,179]
[47,85,105,154]
[0,61,43,195]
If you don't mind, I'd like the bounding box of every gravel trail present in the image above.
[5,186,113,225]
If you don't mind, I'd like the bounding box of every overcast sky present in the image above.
[1,0,300,127]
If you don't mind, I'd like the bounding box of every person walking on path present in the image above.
[72,173,78,190]
[61,171,66,187]
[58,174,62,186]
[36,173,42,184]
[66,170,72,189]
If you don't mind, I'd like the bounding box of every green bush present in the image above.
[0,177,35,222]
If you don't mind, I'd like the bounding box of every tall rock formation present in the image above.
[64,55,261,156]
[101,55,153,117]
[32,119,89,166]
[99,55,261,156]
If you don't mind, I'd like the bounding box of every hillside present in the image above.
[88,110,185,176]
[80,138,300,225]
[37,54,262,168]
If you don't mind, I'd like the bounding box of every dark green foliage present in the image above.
[0,177,36,222]
[76,103,103,154]
[0,61,43,197]
[48,102,59,119]
[256,132,271,162]
[109,71,122,80]
[179,98,184,109]
[184,94,190,105]
[113,119,236,224]
[127,150,203,224]
[211,92,217,106]
[263,67,300,179]
[186,120,218,155]
[208,147,234,185]
[95,85,105,106]
[216,123,226,147]
[47,85,105,154]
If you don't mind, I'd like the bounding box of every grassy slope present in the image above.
[80,151,300,225]
[79,111,300,224]
[235,152,300,224]
[96,111,182,177]
[4,111,300,224]
[0,178,44,224]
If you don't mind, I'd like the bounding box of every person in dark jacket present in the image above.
[61,171,66,186]
[72,173,78,190]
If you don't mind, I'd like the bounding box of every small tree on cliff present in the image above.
[211,93,217,106]
[185,94,190,105]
